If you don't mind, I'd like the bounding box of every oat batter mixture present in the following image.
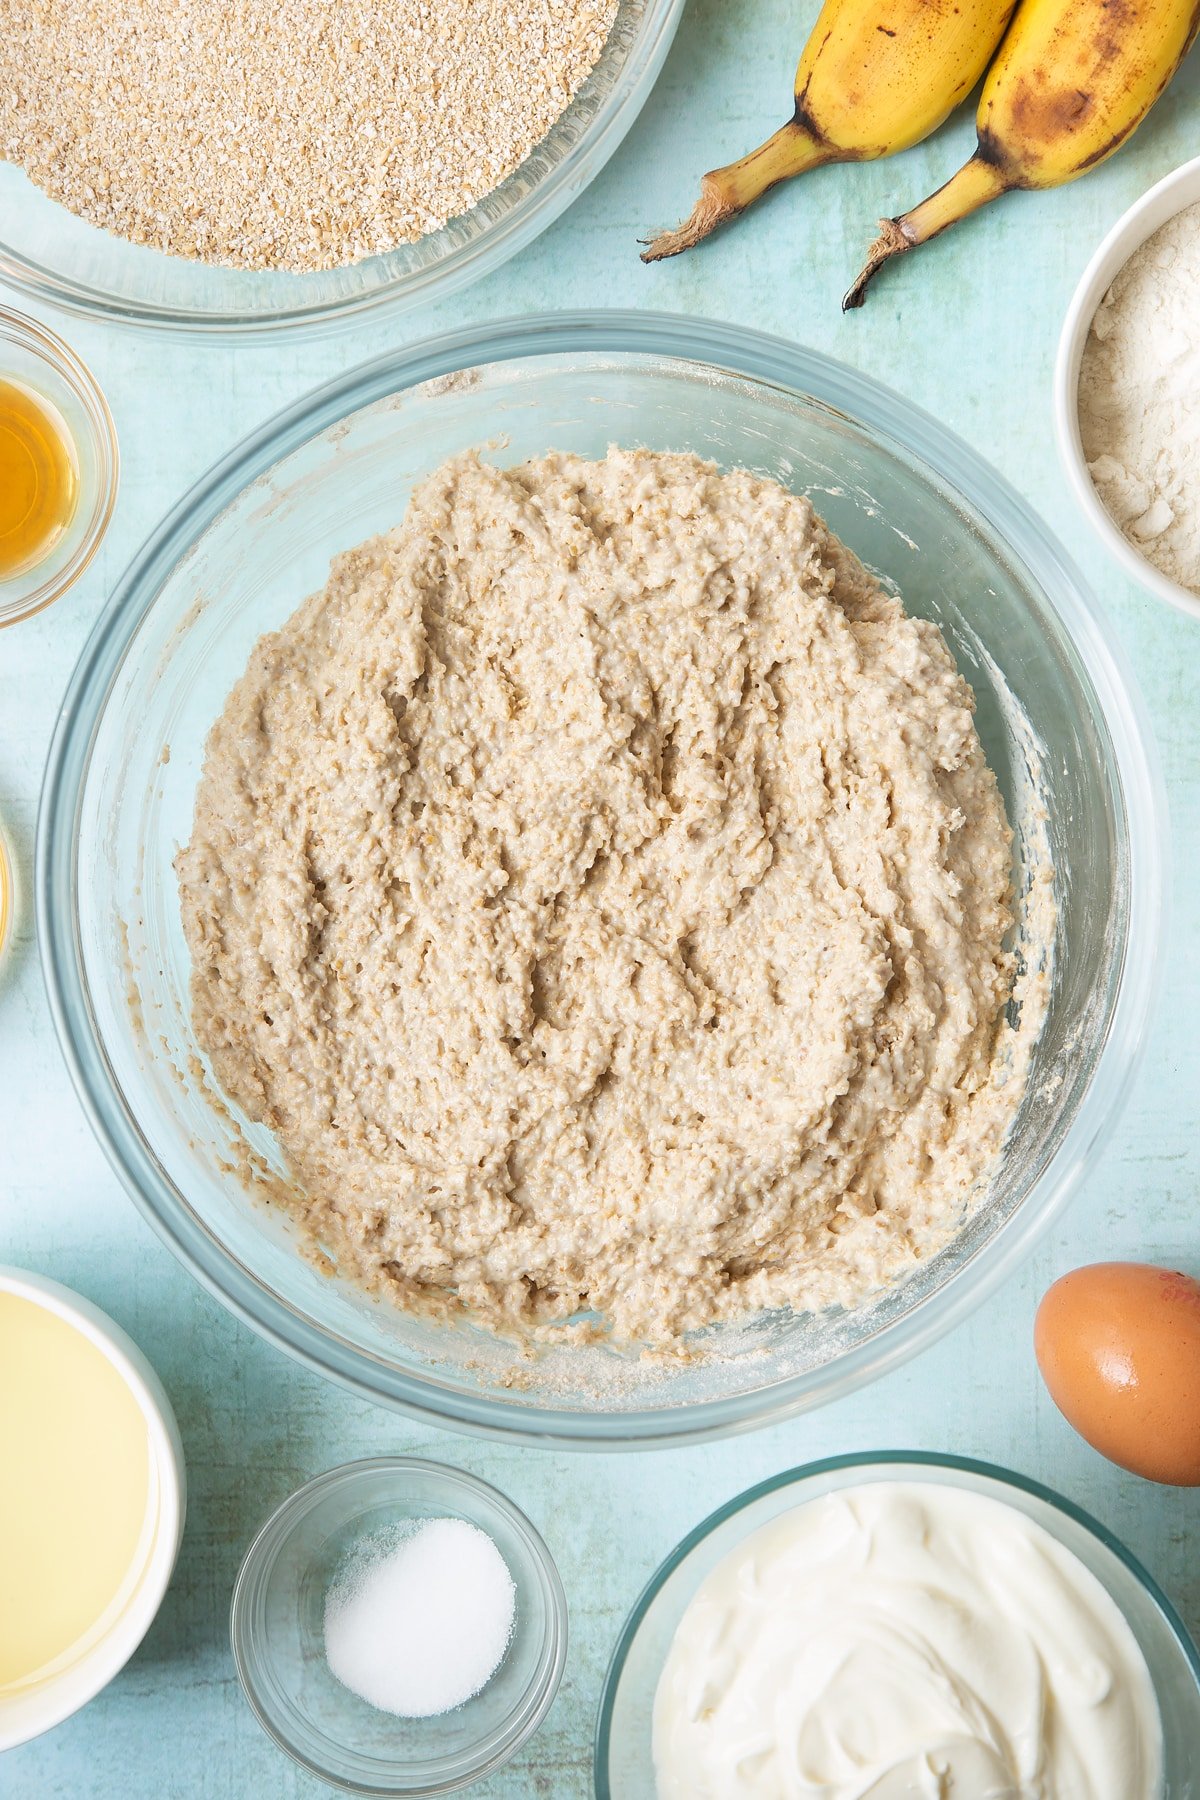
[178,449,1038,1345]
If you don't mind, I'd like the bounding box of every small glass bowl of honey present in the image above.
[0,307,118,628]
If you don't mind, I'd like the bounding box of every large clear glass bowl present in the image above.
[0,0,683,337]
[37,312,1163,1447]
[594,1453,1200,1796]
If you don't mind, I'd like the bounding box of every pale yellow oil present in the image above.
[0,379,78,581]
[0,820,12,972]
[0,1293,152,1689]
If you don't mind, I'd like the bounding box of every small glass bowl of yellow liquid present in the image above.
[0,1268,185,1748]
[0,308,118,628]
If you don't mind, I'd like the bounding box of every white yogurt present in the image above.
[653,1482,1161,1799]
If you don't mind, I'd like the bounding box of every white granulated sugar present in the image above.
[0,0,619,272]
[1078,199,1200,597]
[323,1518,516,1718]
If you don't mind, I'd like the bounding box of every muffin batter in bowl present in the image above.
[177,448,1047,1348]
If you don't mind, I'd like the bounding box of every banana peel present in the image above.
[642,0,1018,262]
[845,0,1200,307]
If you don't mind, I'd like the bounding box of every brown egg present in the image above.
[1035,1262,1200,1486]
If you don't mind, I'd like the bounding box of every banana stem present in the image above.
[642,120,832,262]
[842,154,1011,308]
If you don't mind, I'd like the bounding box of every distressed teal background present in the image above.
[2,1,1198,1792]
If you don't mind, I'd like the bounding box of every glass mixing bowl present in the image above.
[37,312,1163,1447]
[594,1453,1200,1797]
[231,1459,566,1794]
[0,306,119,627]
[0,0,683,337]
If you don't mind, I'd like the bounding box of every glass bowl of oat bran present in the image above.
[38,313,1162,1447]
[0,0,684,336]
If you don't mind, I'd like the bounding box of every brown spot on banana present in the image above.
[1006,77,1095,142]
[1075,56,1190,168]
[975,124,1024,181]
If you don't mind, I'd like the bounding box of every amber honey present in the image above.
[0,378,78,580]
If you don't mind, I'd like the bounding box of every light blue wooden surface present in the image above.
[2,3,1198,1792]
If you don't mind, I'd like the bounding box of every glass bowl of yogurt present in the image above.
[37,311,1162,1446]
[595,1452,1200,1798]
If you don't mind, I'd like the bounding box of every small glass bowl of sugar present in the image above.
[231,1458,567,1794]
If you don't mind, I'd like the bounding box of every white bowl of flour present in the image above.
[1056,153,1200,623]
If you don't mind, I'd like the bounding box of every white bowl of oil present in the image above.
[0,1267,185,1749]
[0,307,118,628]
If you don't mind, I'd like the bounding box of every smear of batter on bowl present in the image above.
[177,448,1049,1348]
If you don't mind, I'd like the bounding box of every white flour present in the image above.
[1078,198,1200,596]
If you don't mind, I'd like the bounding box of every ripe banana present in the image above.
[641,0,1018,262]
[844,0,1200,306]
